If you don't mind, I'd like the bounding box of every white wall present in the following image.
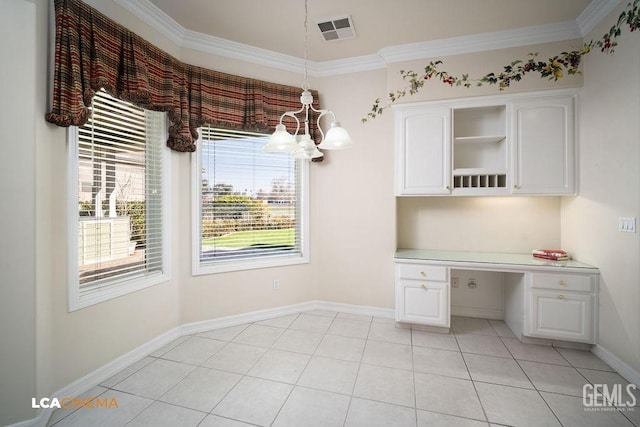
[561,2,640,373]
[0,1,37,424]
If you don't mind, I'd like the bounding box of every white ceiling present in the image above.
[117,0,619,75]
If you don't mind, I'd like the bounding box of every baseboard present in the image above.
[592,344,640,386]
[315,301,395,319]
[180,301,318,335]
[14,326,183,427]
[26,300,393,427]
[451,305,503,320]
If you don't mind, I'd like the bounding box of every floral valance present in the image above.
[45,0,319,152]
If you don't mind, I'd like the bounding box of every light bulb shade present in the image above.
[263,124,298,153]
[292,134,324,160]
[318,121,353,150]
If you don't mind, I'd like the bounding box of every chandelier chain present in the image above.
[303,0,309,90]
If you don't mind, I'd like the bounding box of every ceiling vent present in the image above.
[316,15,356,41]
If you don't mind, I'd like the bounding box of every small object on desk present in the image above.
[532,249,570,261]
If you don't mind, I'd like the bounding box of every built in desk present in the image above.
[394,249,599,344]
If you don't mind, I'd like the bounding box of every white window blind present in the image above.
[73,90,166,305]
[196,126,307,272]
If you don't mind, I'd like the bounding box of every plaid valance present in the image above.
[45,0,320,152]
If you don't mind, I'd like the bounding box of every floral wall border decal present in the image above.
[362,0,639,123]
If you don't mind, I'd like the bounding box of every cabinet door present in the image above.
[511,95,576,194]
[527,290,593,343]
[395,107,451,195]
[396,280,450,327]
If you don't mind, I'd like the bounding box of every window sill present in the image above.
[192,254,309,275]
[68,272,170,312]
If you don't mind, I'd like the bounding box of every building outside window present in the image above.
[193,126,309,274]
[68,90,169,311]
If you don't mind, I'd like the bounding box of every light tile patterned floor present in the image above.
[48,313,639,427]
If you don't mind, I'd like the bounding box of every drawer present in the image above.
[397,264,448,282]
[530,273,593,292]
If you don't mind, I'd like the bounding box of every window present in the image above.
[193,126,309,274]
[68,90,169,311]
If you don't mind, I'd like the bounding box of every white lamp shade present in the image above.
[292,134,324,160]
[318,122,353,150]
[263,124,298,153]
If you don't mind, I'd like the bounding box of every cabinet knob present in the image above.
[559,280,567,286]
[420,271,427,277]
[558,295,565,300]
[513,185,521,190]
[420,284,427,290]
[445,186,450,190]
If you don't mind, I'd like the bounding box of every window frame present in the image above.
[191,128,310,275]
[66,98,171,312]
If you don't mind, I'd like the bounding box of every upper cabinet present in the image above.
[512,94,575,195]
[395,106,451,195]
[394,89,577,196]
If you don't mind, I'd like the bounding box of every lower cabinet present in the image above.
[394,259,597,343]
[395,262,450,327]
[525,272,596,343]
[396,280,450,327]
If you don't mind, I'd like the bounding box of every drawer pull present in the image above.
[420,284,427,290]
[420,271,427,277]
[558,295,565,300]
[559,280,567,286]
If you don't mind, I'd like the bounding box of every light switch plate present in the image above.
[618,217,636,233]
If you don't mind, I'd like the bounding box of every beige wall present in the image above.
[397,197,562,252]
[313,70,396,308]
[561,2,640,373]
[29,0,184,412]
[3,0,639,424]
[0,1,37,424]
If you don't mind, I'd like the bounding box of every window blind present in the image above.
[76,90,164,294]
[198,126,303,265]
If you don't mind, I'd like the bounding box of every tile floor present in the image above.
[47,312,639,427]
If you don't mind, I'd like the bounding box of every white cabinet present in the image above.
[512,94,576,194]
[395,107,451,195]
[395,263,450,327]
[393,89,577,196]
[525,272,596,343]
[395,250,598,344]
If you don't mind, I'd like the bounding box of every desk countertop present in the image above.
[395,249,598,271]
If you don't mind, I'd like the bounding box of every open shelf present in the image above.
[453,105,507,178]
[454,135,506,144]
[453,169,507,189]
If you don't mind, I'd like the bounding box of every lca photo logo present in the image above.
[32,396,119,409]
[583,384,637,411]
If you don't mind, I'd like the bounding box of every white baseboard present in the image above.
[180,301,318,335]
[451,305,503,320]
[592,344,640,386]
[315,301,395,319]
[22,326,182,427]
[24,300,393,427]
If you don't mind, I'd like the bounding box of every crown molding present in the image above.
[576,0,622,36]
[182,30,306,74]
[113,0,616,77]
[113,0,184,45]
[378,20,582,64]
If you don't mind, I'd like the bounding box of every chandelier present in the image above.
[263,0,353,160]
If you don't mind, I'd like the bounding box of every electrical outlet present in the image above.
[272,279,280,290]
[451,277,459,288]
